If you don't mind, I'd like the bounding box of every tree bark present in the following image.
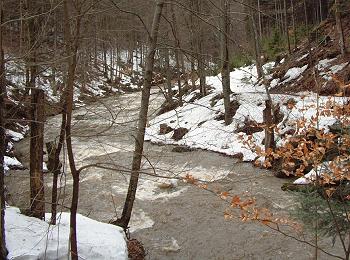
[116,0,165,231]
[284,0,291,55]
[170,3,183,106]
[250,6,263,79]
[335,0,347,57]
[263,99,275,152]
[291,0,297,50]
[257,0,262,39]
[304,0,308,27]
[48,109,65,226]
[189,0,197,90]
[29,88,45,220]
[63,0,81,258]
[221,0,232,125]
[165,48,173,103]
[195,0,206,96]
[0,0,8,256]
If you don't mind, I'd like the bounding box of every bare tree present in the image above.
[0,0,8,257]
[115,0,165,230]
[221,0,232,125]
[335,0,347,57]
[29,88,45,220]
[249,1,263,79]
[291,0,297,49]
[170,3,183,106]
[23,0,46,220]
[283,0,291,55]
[194,0,206,96]
[63,0,83,258]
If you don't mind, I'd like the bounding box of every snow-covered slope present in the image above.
[5,207,128,260]
[146,61,346,162]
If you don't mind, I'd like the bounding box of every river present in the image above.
[5,90,341,259]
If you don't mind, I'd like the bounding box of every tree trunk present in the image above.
[0,0,8,256]
[110,48,114,81]
[263,100,275,152]
[304,0,308,27]
[319,0,323,22]
[274,0,279,31]
[291,0,297,50]
[335,0,347,57]
[165,48,173,103]
[284,0,291,55]
[221,0,232,125]
[63,1,81,258]
[195,0,206,96]
[29,88,45,220]
[49,109,66,225]
[250,7,263,79]
[257,0,262,39]
[116,0,165,231]
[103,42,108,78]
[189,1,197,90]
[170,3,183,106]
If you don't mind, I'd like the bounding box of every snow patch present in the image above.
[293,163,329,185]
[6,129,24,142]
[330,62,348,74]
[4,156,22,172]
[6,207,128,260]
[281,65,308,83]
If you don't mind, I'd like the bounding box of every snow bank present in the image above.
[5,129,24,142]
[4,156,22,173]
[145,64,267,161]
[315,58,348,80]
[293,161,347,185]
[146,63,345,162]
[6,207,128,260]
[281,65,308,83]
[4,129,26,173]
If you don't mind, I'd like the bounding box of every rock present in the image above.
[157,179,178,189]
[172,128,189,141]
[161,238,181,253]
[230,99,240,117]
[197,120,206,127]
[157,183,174,189]
[171,146,194,153]
[329,121,350,135]
[188,92,202,103]
[159,124,173,135]
[236,118,263,135]
[157,100,180,116]
[214,113,225,121]
[127,239,146,260]
[210,93,224,107]
[281,183,315,192]
[74,114,85,120]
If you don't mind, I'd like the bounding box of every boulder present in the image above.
[172,127,189,141]
[159,124,173,135]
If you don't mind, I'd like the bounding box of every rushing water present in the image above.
[6,90,341,259]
